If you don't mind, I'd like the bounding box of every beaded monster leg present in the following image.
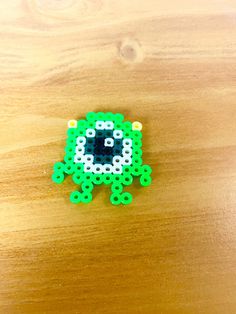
[110,182,124,205]
[70,180,94,204]
[52,162,66,184]
[110,181,133,205]
[140,165,152,187]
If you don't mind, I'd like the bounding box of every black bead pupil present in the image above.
[84,129,123,165]
[94,137,113,155]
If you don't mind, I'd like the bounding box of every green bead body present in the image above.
[52,112,153,205]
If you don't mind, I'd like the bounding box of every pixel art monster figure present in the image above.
[52,112,152,205]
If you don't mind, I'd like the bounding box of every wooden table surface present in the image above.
[1,1,236,313]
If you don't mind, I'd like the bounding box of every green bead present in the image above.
[122,174,133,186]
[121,192,132,205]
[142,165,152,175]
[114,113,124,123]
[104,112,115,121]
[72,173,83,184]
[64,154,73,164]
[97,112,105,120]
[65,145,75,155]
[87,120,95,128]
[66,137,76,146]
[103,174,113,185]
[83,173,94,182]
[132,157,142,166]
[132,166,142,176]
[132,138,142,148]
[77,129,86,136]
[86,112,96,121]
[133,148,142,157]
[122,121,132,131]
[93,174,103,185]
[77,120,87,129]
[70,191,81,204]
[81,193,92,203]
[112,175,122,183]
[64,163,75,175]
[52,172,64,184]
[132,131,142,139]
[67,128,78,137]
[111,183,123,194]
[123,129,132,138]
[114,122,123,129]
[123,166,132,175]
[110,193,122,205]
[53,162,65,173]
[140,174,152,187]
[74,163,84,173]
[82,181,94,193]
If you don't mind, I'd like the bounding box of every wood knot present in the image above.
[118,39,143,64]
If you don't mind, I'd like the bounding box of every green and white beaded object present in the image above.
[52,112,152,205]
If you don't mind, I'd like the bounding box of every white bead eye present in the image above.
[113,165,122,174]
[75,146,85,154]
[122,147,132,156]
[104,121,114,130]
[76,136,86,145]
[93,164,103,173]
[122,157,132,165]
[112,156,122,165]
[74,155,83,163]
[96,121,105,130]
[86,129,96,137]
[84,164,93,172]
[123,138,132,147]
[113,130,123,139]
[104,138,114,147]
[103,164,112,173]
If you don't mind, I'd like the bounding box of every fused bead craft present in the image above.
[52,112,152,205]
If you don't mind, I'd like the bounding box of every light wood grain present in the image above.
[1,1,236,313]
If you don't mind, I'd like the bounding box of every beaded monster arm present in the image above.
[52,112,152,205]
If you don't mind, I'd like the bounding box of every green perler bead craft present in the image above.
[52,112,153,205]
